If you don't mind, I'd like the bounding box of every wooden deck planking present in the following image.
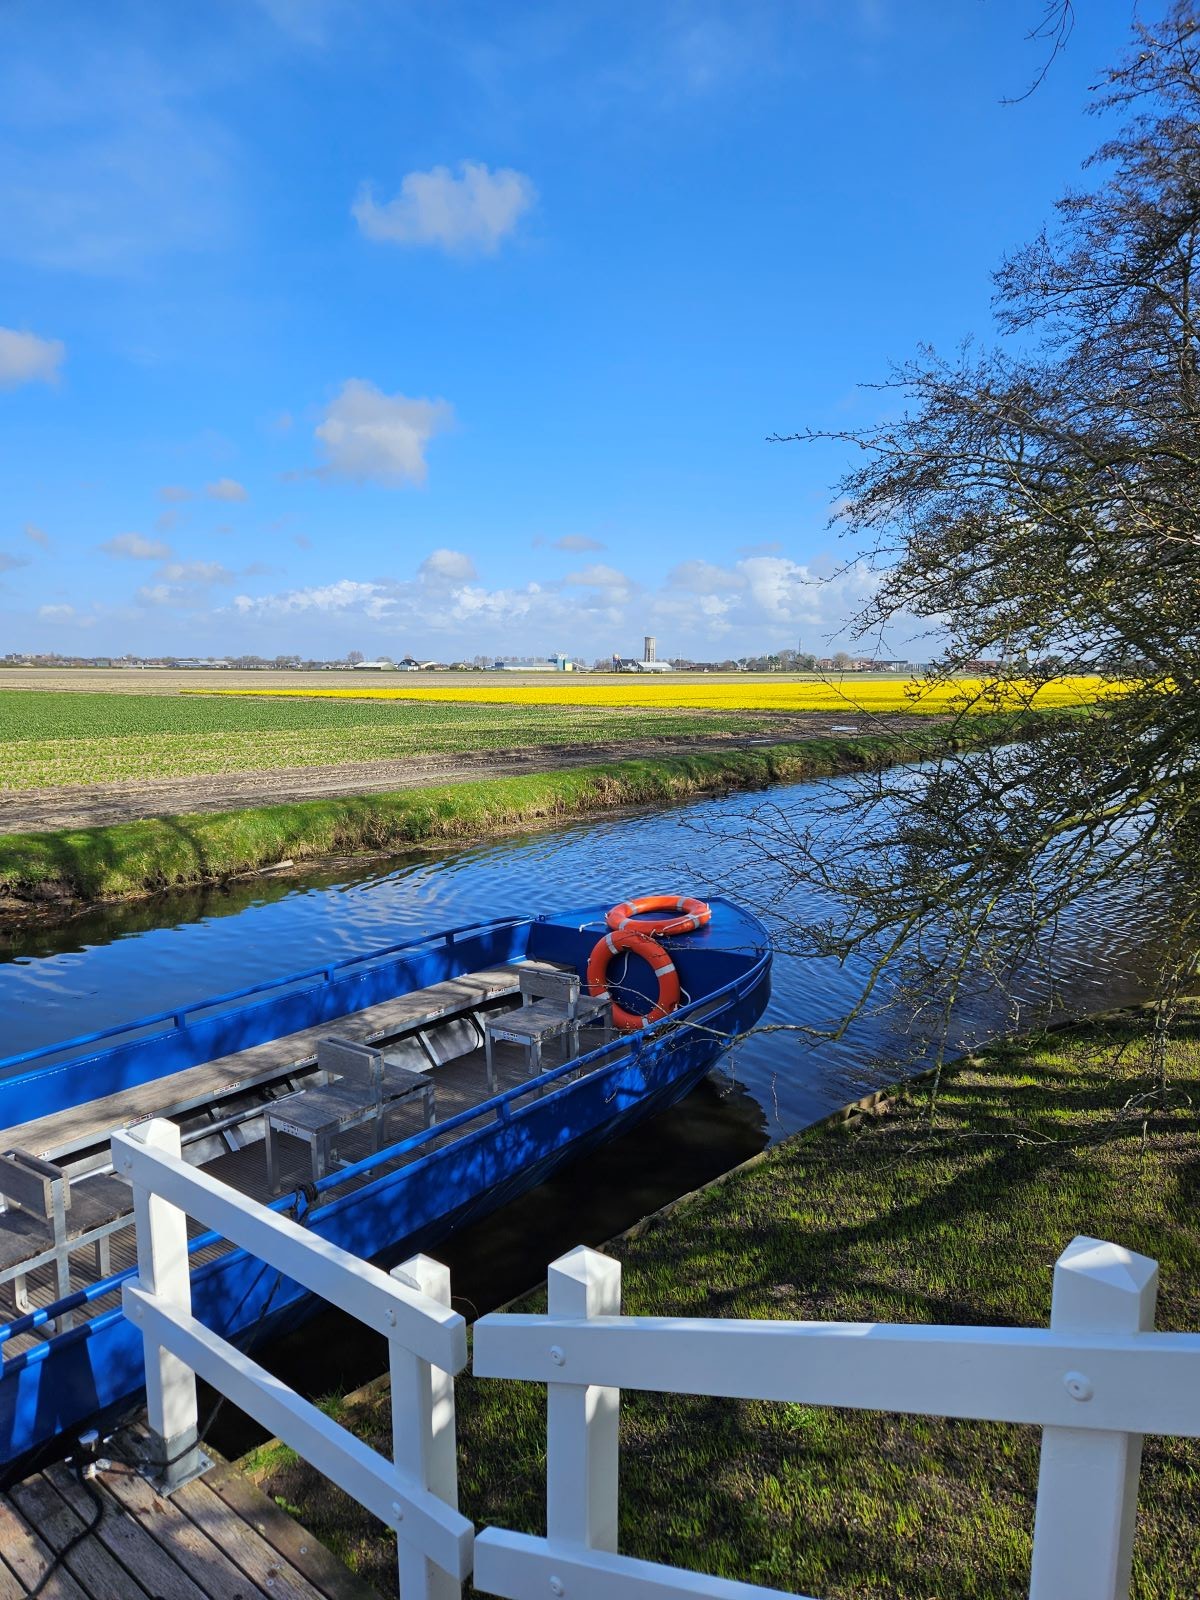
[7,967,524,1162]
[0,1452,380,1600]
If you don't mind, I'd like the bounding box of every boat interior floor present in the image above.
[0,961,618,1358]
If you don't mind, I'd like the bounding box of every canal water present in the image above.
[0,770,1169,1432]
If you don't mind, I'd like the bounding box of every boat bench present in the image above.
[0,1150,132,1332]
[484,969,612,1086]
[264,1037,436,1193]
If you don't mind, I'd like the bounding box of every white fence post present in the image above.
[115,1118,204,1490]
[1028,1235,1159,1600]
[546,1245,621,1553]
[391,1254,462,1599]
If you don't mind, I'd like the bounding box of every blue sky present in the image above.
[0,0,1134,662]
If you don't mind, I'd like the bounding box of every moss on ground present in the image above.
[0,725,977,904]
[243,1006,1200,1598]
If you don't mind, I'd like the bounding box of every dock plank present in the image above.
[171,1476,331,1600]
[8,1472,154,1600]
[94,1465,272,1600]
[8,967,522,1161]
[45,1463,215,1600]
[201,1460,378,1600]
[0,1490,90,1600]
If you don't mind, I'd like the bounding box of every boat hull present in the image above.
[0,902,770,1477]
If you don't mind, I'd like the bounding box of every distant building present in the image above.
[493,654,576,672]
[612,654,674,673]
[643,635,656,663]
[353,659,397,670]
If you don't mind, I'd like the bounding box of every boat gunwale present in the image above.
[0,940,771,1365]
[0,910,533,1076]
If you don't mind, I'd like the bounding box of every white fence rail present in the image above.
[472,1237,1200,1600]
[111,1124,1200,1600]
[112,1118,472,1600]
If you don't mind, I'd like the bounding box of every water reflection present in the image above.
[0,770,1164,1140]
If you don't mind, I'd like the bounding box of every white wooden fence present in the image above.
[471,1237,1197,1600]
[113,1122,1200,1600]
[112,1119,471,1600]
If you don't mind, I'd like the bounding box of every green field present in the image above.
[0,690,772,791]
[246,1008,1200,1599]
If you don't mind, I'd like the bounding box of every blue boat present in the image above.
[0,896,770,1477]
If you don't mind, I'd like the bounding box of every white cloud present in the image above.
[353,161,536,254]
[233,578,387,616]
[159,485,191,501]
[206,477,248,502]
[419,548,477,583]
[551,534,606,553]
[38,603,76,620]
[158,561,234,585]
[209,547,899,658]
[666,559,746,594]
[24,523,50,548]
[137,559,234,609]
[314,379,454,486]
[563,563,633,599]
[0,328,64,388]
[101,532,172,560]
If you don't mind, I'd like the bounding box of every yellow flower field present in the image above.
[194,675,1117,714]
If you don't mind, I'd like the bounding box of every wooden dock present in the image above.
[0,1448,378,1599]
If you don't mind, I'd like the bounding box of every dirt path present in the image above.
[0,717,924,835]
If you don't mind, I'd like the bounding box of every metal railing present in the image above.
[113,1118,472,1600]
[0,911,530,1075]
[0,954,765,1359]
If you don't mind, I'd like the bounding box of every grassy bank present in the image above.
[245,1006,1200,1599]
[0,727,965,905]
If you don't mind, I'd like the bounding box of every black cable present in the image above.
[26,1459,105,1599]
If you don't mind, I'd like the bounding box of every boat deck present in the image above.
[0,1441,377,1599]
[5,966,527,1163]
[0,963,617,1357]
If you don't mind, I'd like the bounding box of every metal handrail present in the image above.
[0,949,768,1356]
[0,912,531,1074]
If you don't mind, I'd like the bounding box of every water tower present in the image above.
[643,635,656,663]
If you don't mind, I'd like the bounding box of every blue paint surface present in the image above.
[0,897,770,1472]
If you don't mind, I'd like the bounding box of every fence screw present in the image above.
[549,1345,565,1366]
[1063,1371,1094,1401]
[549,1578,565,1596]
[391,1501,404,1521]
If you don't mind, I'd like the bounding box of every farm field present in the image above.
[197,672,1115,713]
[0,686,780,792]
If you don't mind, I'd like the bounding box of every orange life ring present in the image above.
[605,894,712,938]
[587,928,682,1030]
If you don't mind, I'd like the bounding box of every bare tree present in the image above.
[761,3,1200,1107]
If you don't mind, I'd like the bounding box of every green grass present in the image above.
[243,1008,1200,1598]
[0,689,779,789]
[0,732,962,903]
